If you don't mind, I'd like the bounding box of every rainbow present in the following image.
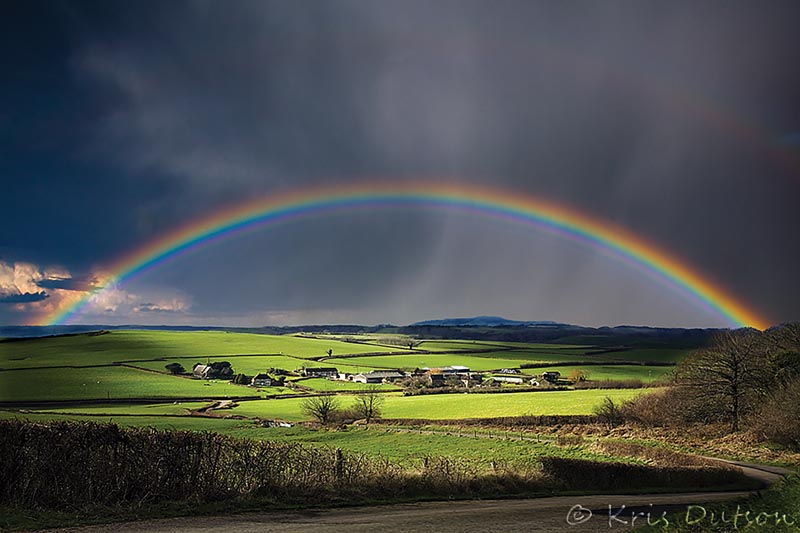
[41,182,770,329]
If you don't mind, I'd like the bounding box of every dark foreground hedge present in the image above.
[539,457,754,491]
[0,419,755,513]
[0,420,543,510]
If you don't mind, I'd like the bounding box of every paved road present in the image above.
[56,461,790,533]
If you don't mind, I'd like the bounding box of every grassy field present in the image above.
[131,355,375,376]
[330,352,557,371]
[0,331,677,403]
[599,348,690,363]
[0,366,254,402]
[327,350,648,371]
[221,425,636,467]
[0,410,633,469]
[517,365,674,382]
[228,388,650,421]
[0,410,251,432]
[416,341,500,351]
[0,330,406,369]
[26,401,210,416]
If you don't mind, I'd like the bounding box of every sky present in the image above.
[1,1,799,328]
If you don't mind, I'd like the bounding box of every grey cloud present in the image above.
[48,1,800,327]
[37,277,99,292]
[0,291,49,304]
[135,303,177,313]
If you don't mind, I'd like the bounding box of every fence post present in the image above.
[335,448,344,481]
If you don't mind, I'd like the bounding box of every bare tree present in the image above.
[769,322,800,351]
[352,385,385,423]
[675,329,771,432]
[301,395,340,424]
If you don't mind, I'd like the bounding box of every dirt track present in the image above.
[54,461,789,533]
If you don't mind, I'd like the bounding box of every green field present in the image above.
[518,365,673,382]
[0,411,637,471]
[0,330,665,418]
[327,350,643,371]
[131,355,374,376]
[599,348,690,364]
[221,425,634,466]
[228,388,650,421]
[416,340,594,353]
[330,352,548,371]
[0,411,250,432]
[0,366,253,402]
[26,401,209,416]
[0,330,407,369]
[416,341,496,351]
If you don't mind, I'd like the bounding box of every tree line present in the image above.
[599,323,800,448]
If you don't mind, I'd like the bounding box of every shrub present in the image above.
[620,386,727,427]
[593,396,624,427]
[573,379,644,389]
[232,373,251,385]
[749,378,800,450]
[165,362,186,375]
[539,457,749,492]
[620,389,675,426]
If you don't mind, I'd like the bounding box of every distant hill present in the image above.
[410,316,563,327]
[0,320,722,350]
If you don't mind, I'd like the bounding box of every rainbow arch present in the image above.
[41,182,770,329]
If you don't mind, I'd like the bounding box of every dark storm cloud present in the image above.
[0,291,49,304]
[36,277,99,292]
[2,1,800,326]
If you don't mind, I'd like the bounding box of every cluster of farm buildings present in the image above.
[190,361,562,388]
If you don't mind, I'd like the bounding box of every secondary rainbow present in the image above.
[41,182,770,329]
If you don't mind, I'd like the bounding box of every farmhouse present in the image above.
[374,370,405,380]
[352,370,405,383]
[542,371,561,383]
[352,373,382,384]
[442,365,470,375]
[193,362,234,380]
[424,366,478,387]
[251,373,284,387]
[303,367,338,378]
[427,373,446,387]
